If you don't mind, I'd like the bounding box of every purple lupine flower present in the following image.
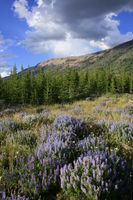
[2,192,6,199]
[115,184,118,190]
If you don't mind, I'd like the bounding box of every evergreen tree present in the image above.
[9,65,18,104]
[61,66,71,102]
[44,69,53,104]
[25,67,32,104]
[117,70,126,93]
[83,70,89,98]
[96,69,105,95]
[110,76,116,94]
[0,74,2,99]
[52,70,62,103]
[1,65,133,105]
[31,73,37,104]
[19,65,26,104]
[79,71,85,98]
[129,75,133,94]
[105,69,109,93]
[69,69,79,100]
[36,68,44,104]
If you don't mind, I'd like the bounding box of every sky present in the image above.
[0,0,133,77]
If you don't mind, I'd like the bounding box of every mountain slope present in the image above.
[26,39,133,74]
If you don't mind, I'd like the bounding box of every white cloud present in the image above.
[0,62,12,78]
[89,13,133,49]
[13,0,133,57]
[48,33,98,57]
[0,33,7,53]
[13,0,30,19]
[0,32,14,77]
[37,0,45,8]
[0,71,10,78]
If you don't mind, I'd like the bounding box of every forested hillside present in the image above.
[1,40,133,105]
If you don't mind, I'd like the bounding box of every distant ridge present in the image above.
[31,39,133,73]
[7,39,133,78]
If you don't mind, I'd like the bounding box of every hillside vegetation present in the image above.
[1,40,133,105]
[25,40,133,74]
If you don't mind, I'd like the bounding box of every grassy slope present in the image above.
[26,40,133,75]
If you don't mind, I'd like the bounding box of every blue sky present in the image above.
[0,0,50,77]
[0,0,133,77]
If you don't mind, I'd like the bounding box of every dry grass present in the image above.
[5,93,133,124]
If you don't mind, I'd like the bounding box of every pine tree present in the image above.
[83,70,89,97]
[88,70,97,95]
[31,73,37,104]
[96,69,105,95]
[9,65,18,104]
[61,66,71,102]
[19,65,26,104]
[52,70,63,103]
[0,74,2,100]
[44,69,53,104]
[36,68,44,104]
[25,67,32,104]
[129,75,133,94]
[79,71,85,98]
[117,70,126,93]
[1,64,133,105]
[110,76,116,94]
[105,69,109,93]
[69,69,79,100]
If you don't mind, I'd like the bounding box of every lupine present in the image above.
[99,102,106,107]
[93,107,103,113]
[0,119,17,131]
[98,119,133,143]
[1,192,29,200]
[14,115,86,198]
[60,149,129,199]
[22,111,50,125]
[1,113,132,199]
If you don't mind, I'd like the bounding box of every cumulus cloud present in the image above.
[0,57,13,77]
[0,59,12,78]
[0,33,14,77]
[13,0,133,56]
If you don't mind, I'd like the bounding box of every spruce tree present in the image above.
[9,65,18,104]
[0,74,2,100]
[36,68,44,104]
[31,73,37,104]
[61,66,71,102]
[52,70,62,103]
[129,75,133,94]
[19,65,26,104]
[69,69,79,100]
[44,69,53,104]
[110,76,116,94]
[25,66,31,104]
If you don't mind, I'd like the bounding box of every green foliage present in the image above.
[0,65,133,105]
[110,77,116,94]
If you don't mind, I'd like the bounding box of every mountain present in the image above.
[23,39,133,74]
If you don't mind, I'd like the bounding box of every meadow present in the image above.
[0,94,133,200]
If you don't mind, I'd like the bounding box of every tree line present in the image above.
[0,65,133,105]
